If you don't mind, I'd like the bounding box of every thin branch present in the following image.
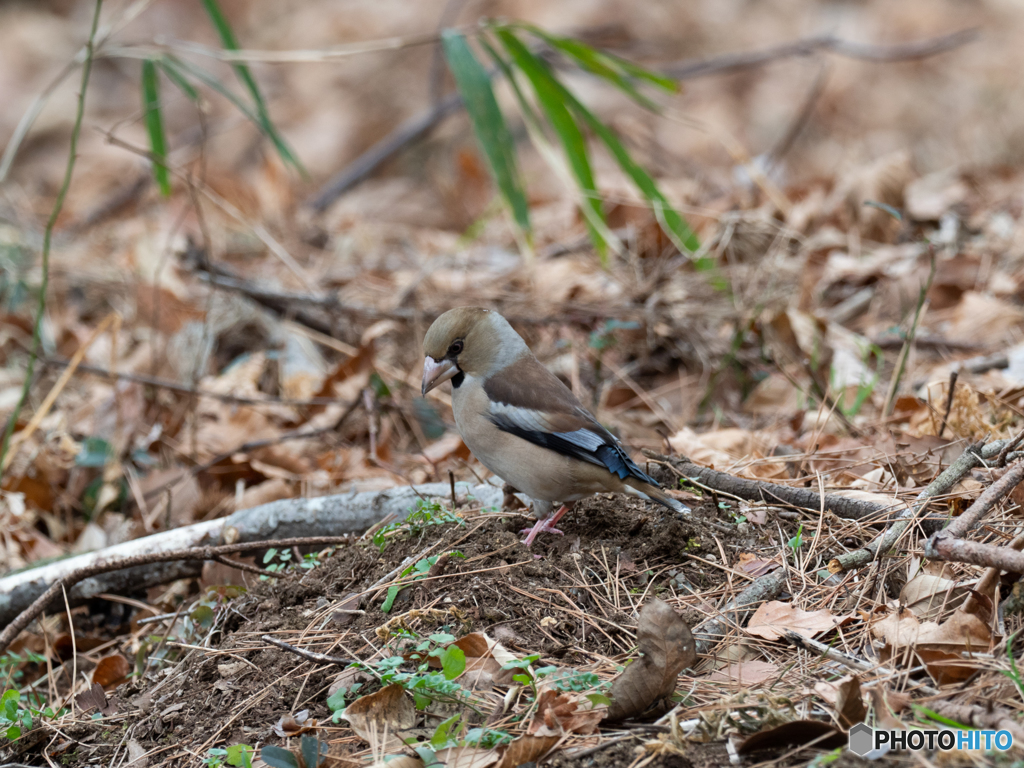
[261,635,356,666]
[691,570,787,657]
[922,460,1024,571]
[306,89,466,212]
[41,357,342,406]
[0,537,353,655]
[643,450,894,521]
[661,28,978,79]
[943,460,1024,539]
[938,369,958,438]
[828,441,985,573]
[996,426,1024,468]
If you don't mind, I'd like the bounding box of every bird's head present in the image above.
[421,307,528,395]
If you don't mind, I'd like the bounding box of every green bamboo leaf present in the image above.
[200,0,305,175]
[495,31,607,259]
[442,30,530,241]
[496,30,698,254]
[141,59,171,197]
[513,23,676,107]
[155,58,199,102]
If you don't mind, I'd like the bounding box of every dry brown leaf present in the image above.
[706,660,779,685]
[738,720,846,754]
[495,730,562,768]
[736,552,779,577]
[273,709,316,738]
[872,607,994,684]
[604,599,695,721]
[869,688,910,731]
[424,632,518,689]
[900,572,973,621]
[745,601,852,641]
[76,682,118,715]
[341,683,417,753]
[92,653,131,688]
[370,757,423,768]
[530,689,604,736]
[433,747,500,768]
[833,675,867,729]
[947,292,1024,345]
[419,433,471,465]
[329,666,372,698]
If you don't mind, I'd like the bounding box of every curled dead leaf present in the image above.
[738,720,846,754]
[530,688,604,736]
[495,730,562,768]
[825,675,867,729]
[342,683,417,753]
[604,599,695,721]
[92,653,131,688]
[273,709,317,738]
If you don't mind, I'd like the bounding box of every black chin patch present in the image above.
[451,371,465,389]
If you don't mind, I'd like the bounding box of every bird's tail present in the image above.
[624,478,691,514]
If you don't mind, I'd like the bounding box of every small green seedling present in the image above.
[787,524,804,560]
[381,553,464,613]
[373,500,464,552]
[204,743,254,768]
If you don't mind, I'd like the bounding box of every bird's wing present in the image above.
[483,356,659,485]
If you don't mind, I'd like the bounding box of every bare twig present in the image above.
[643,450,894,521]
[261,634,356,666]
[943,460,1024,539]
[0,537,353,654]
[763,63,829,172]
[925,537,1024,572]
[661,28,978,79]
[828,441,985,573]
[960,533,1024,616]
[306,89,466,213]
[923,461,1024,571]
[691,570,787,657]
[938,369,958,438]
[41,357,341,406]
[997,427,1024,468]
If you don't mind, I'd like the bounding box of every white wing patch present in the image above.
[488,401,555,433]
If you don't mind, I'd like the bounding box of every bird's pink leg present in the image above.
[521,502,575,546]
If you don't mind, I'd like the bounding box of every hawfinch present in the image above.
[421,307,689,546]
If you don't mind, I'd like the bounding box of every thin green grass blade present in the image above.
[482,38,623,262]
[162,55,291,160]
[513,23,676,108]
[495,30,606,260]
[496,30,699,254]
[200,0,305,175]
[141,59,171,197]
[442,30,530,241]
[585,112,700,253]
[156,57,199,102]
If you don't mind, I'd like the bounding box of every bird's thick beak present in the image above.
[421,357,458,396]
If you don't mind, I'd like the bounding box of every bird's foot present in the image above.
[521,517,565,547]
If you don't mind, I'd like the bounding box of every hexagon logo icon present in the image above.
[849,722,873,756]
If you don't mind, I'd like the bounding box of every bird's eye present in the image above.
[448,340,464,356]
